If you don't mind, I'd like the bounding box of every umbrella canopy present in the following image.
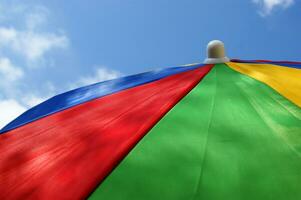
[1,41,301,200]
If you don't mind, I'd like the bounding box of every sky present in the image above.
[0,0,300,128]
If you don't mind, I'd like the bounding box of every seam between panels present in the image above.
[191,66,217,200]
[230,59,301,69]
[227,63,301,158]
[0,66,201,134]
[25,82,173,200]
[267,90,301,121]
[227,64,301,159]
[86,66,214,199]
[225,62,301,109]
[236,76,301,160]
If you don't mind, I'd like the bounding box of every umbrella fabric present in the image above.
[0,61,301,200]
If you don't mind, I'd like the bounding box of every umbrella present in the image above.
[0,40,301,200]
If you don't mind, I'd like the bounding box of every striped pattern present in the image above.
[1,60,301,200]
[1,64,204,134]
[227,62,301,108]
[0,65,213,199]
[90,64,301,200]
[231,59,301,69]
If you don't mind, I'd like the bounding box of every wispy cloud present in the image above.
[0,57,23,81]
[0,3,69,64]
[0,57,24,98]
[22,95,49,108]
[0,2,122,129]
[0,27,68,62]
[70,66,122,89]
[0,99,26,128]
[25,6,49,30]
[0,2,69,128]
[0,64,122,128]
[253,0,295,16]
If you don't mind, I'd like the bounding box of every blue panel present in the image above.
[1,64,205,134]
[230,59,301,69]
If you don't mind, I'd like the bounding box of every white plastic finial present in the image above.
[204,40,230,64]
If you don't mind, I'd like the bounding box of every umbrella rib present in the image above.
[235,74,301,159]
[191,67,217,200]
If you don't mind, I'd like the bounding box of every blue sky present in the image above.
[0,0,300,127]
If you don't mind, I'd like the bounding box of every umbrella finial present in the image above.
[204,40,230,64]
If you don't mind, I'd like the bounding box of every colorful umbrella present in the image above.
[1,40,301,200]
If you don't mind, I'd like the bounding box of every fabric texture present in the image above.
[1,64,203,134]
[0,66,212,200]
[227,62,301,108]
[230,59,301,69]
[1,60,301,200]
[90,64,301,200]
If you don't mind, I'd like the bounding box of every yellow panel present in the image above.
[226,62,301,108]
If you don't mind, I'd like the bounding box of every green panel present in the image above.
[89,64,301,200]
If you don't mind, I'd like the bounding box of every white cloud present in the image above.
[22,94,48,108]
[0,93,51,129]
[72,66,122,89]
[0,57,23,81]
[0,2,69,129]
[0,27,17,43]
[25,6,49,30]
[253,0,295,16]
[0,65,121,129]
[0,99,26,129]
[0,27,68,63]
[0,57,24,98]
[0,3,121,130]
[0,3,69,64]
[0,57,43,128]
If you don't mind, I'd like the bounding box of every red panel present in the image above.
[0,65,213,200]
